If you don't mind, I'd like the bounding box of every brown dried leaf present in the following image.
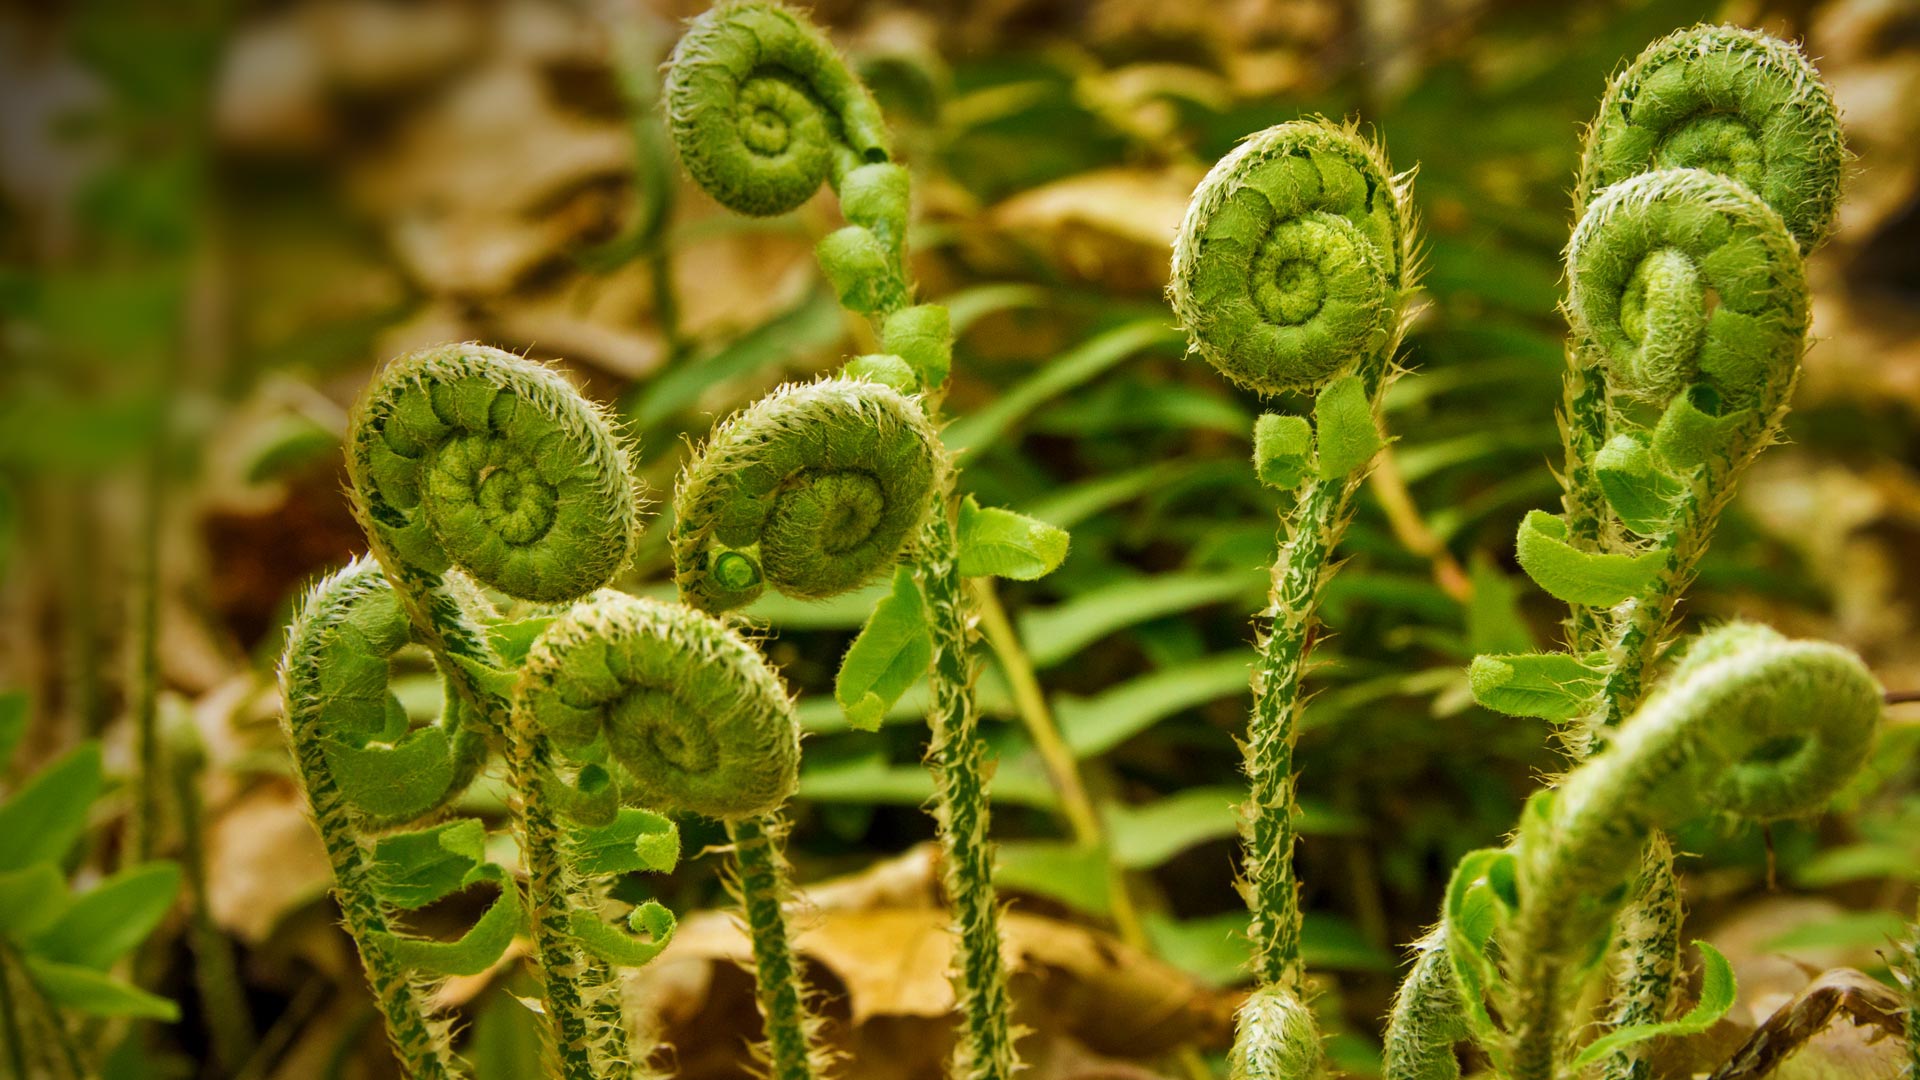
[1709,968,1907,1080]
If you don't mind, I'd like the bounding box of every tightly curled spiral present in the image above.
[1168,120,1409,395]
[1518,622,1879,947]
[1578,25,1844,252]
[672,376,941,613]
[347,344,640,604]
[665,1,892,217]
[517,592,799,820]
[1567,168,1806,410]
[1229,987,1324,1080]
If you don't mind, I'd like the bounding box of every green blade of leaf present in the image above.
[572,808,681,877]
[29,861,180,970]
[1567,942,1735,1070]
[0,865,68,937]
[835,566,933,731]
[1513,510,1664,608]
[569,900,676,969]
[372,865,523,978]
[956,496,1069,580]
[369,819,489,910]
[1594,432,1682,537]
[0,742,103,872]
[1467,651,1603,721]
[25,958,179,1020]
[1313,373,1384,478]
[1252,413,1312,490]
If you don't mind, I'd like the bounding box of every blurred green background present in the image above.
[1,0,1916,1076]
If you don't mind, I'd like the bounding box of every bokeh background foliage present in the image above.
[1,0,1917,1076]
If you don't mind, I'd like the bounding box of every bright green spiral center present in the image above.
[1168,122,1404,395]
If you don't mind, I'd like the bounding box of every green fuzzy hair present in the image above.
[671,375,944,613]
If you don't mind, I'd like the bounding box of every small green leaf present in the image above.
[0,865,67,937]
[30,861,180,970]
[370,819,490,910]
[1313,374,1383,479]
[543,763,619,827]
[373,865,523,978]
[1442,848,1509,1044]
[569,900,676,968]
[1652,385,1750,472]
[1568,943,1735,1069]
[956,496,1069,580]
[1468,651,1603,721]
[1595,433,1682,536]
[1252,413,1312,490]
[1513,510,1663,608]
[572,808,680,877]
[325,725,460,821]
[882,304,952,389]
[488,616,557,666]
[835,566,932,731]
[449,654,519,705]
[842,353,918,394]
[25,958,179,1020]
[0,742,103,872]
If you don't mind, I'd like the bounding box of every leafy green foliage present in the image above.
[836,566,934,731]
[956,496,1070,580]
[1513,510,1663,607]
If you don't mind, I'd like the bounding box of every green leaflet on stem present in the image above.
[1497,622,1881,1080]
[279,559,515,1079]
[672,375,943,613]
[1169,118,1417,1079]
[345,343,643,734]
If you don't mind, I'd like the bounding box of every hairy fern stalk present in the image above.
[664,4,1016,1076]
[1168,119,1419,1078]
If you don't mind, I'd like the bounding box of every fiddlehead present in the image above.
[1382,935,1467,1080]
[671,376,942,613]
[1557,24,1842,648]
[664,0,891,219]
[1168,120,1411,395]
[514,591,800,1078]
[1168,119,1416,1080]
[1501,623,1881,1080]
[1577,25,1845,254]
[345,343,642,730]
[1564,167,1808,730]
[280,559,517,1080]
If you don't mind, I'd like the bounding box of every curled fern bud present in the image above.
[1567,168,1806,410]
[1168,120,1410,394]
[1578,25,1845,252]
[517,591,799,821]
[1229,986,1324,1080]
[671,376,942,612]
[347,343,640,604]
[665,0,892,217]
[1506,622,1881,1078]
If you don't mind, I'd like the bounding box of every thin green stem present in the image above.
[920,508,1015,1080]
[172,743,257,1074]
[729,813,821,1080]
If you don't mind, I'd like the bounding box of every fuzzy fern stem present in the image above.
[1166,119,1416,1075]
[280,562,464,1079]
[729,813,822,1080]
